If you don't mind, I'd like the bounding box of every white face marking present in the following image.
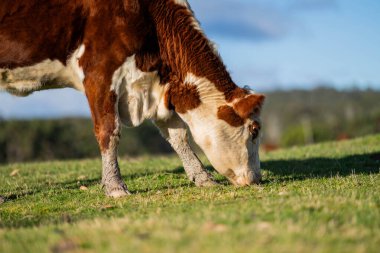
[111,55,171,127]
[0,44,86,96]
[178,73,262,185]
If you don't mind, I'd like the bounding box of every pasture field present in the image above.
[0,135,379,253]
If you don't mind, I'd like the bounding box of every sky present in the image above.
[1,0,380,118]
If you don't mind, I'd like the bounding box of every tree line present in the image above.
[0,119,172,163]
[0,87,379,163]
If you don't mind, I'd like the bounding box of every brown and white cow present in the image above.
[0,0,265,197]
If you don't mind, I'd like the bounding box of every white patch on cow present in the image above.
[0,45,86,96]
[154,83,173,121]
[183,72,200,85]
[67,44,86,86]
[111,55,171,127]
[177,73,262,186]
[184,73,225,105]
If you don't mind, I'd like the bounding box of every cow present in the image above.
[0,0,265,197]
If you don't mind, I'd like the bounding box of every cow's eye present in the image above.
[249,122,260,140]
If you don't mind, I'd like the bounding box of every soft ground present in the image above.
[0,135,379,253]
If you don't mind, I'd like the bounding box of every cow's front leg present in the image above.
[84,76,130,198]
[155,114,218,186]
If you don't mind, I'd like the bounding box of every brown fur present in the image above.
[79,1,151,151]
[0,0,152,151]
[217,105,245,127]
[233,94,265,119]
[0,1,87,68]
[147,0,247,103]
[166,79,202,114]
[1,0,264,148]
[217,94,265,127]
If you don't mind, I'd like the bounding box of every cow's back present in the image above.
[0,0,160,97]
[0,0,87,69]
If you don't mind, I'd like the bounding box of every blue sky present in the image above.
[1,0,380,118]
[191,0,380,90]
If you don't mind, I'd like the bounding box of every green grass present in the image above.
[1,135,380,253]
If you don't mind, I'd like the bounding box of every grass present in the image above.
[0,135,380,253]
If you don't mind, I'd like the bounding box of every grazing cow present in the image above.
[0,0,265,197]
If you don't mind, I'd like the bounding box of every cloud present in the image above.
[189,0,338,41]
[204,21,283,41]
[230,66,281,91]
[191,0,289,41]
[289,0,338,11]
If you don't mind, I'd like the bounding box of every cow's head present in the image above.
[169,75,265,186]
[213,93,264,185]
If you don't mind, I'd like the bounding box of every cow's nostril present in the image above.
[225,169,239,185]
[225,169,236,179]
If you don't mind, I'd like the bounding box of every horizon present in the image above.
[1,86,378,120]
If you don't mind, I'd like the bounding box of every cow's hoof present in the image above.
[195,178,219,187]
[107,189,131,198]
[104,182,131,198]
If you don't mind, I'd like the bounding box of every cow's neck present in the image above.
[148,0,247,105]
[119,0,250,128]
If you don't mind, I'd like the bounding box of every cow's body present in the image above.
[1,0,265,197]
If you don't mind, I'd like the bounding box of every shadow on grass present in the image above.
[163,166,230,185]
[4,178,101,202]
[2,169,194,202]
[163,153,380,185]
[261,152,380,183]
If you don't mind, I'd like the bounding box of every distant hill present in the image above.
[261,87,380,148]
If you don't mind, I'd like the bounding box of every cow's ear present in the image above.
[233,94,265,119]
